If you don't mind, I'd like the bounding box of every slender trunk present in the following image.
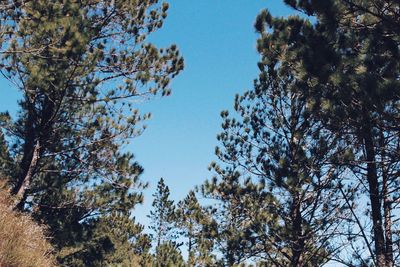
[226,205,237,267]
[13,92,54,210]
[14,140,40,209]
[157,222,162,247]
[188,225,193,267]
[362,116,386,266]
[290,194,304,267]
[380,132,393,267]
[12,98,39,210]
[383,171,393,267]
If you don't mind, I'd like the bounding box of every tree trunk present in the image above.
[290,194,304,267]
[13,91,54,210]
[362,117,386,266]
[12,97,39,210]
[380,132,394,267]
[383,173,393,267]
[14,140,40,210]
[188,229,193,267]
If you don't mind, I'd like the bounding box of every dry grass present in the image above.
[0,181,55,267]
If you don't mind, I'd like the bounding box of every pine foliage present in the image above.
[0,0,183,265]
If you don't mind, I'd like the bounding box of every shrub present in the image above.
[0,181,55,267]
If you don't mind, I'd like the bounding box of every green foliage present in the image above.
[199,1,400,266]
[153,242,185,267]
[175,191,215,266]
[148,178,177,247]
[0,131,13,181]
[201,172,276,265]
[254,1,400,266]
[57,213,151,267]
[0,0,183,265]
[203,71,341,265]
[0,0,398,266]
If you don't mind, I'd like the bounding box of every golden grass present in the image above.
[0,181,55,267]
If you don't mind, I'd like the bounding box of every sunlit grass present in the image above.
[0,181,55,267]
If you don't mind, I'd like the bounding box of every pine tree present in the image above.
[175,190,215,266]
[148,178,177,248]
[0,0,183,265]
[201,172,277,265]
[153,241,185,267]
[255,1,400,265]
[58,213,151,266]
[0,125,13,181]
[203,70,342,265]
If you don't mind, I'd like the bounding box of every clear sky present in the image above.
[130,0,294,227]
[0,0,295,226]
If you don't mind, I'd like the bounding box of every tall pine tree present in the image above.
[148,178,177,249]
[255,0,400,265]
[175,190,215,266]
[0,0,183,265]
[203,65,343,266]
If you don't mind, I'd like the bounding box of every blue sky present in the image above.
[0,0,294,226]
[130,0,294,226]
